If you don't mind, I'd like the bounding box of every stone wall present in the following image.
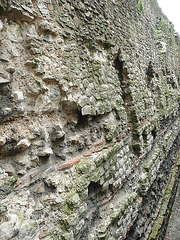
[0,0,179,239]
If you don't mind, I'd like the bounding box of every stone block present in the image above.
[82,105,92,115]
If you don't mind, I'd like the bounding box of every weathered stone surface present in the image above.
[0,214,20,240]
[0,0,179,239]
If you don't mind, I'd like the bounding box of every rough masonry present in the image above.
[0,0,179,239]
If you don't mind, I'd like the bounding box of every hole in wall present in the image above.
[39,156,49,165]
[146,61,154,88]
[151,128,157,139]
[76,111,89,129]
[114,56,123,82]
[132,143,141,156]
[142,130,148,144]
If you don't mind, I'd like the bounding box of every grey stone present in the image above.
[0,214,20,240]
[50,124,65,141]
[0,197,9,214]
[19,220,38,240]
[82,105,92,115]
[4,164,15,175]
[37,147,53,156]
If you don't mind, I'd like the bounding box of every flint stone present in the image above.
[16,139,31,150]
[2,108,12,116]
[37,147,53,156]
[0,136,6,146]
[0,76,10,84]
[0,20,3,31]
[13,91,24,102]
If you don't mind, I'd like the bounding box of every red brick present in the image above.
[56,156,81,170]
[38,232,49,239]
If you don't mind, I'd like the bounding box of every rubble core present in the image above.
[0,0,179,239]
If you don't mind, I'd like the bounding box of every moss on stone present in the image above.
[148,157,179,239]
[66,190,81,209]
[2,175,18,195]
[76,175,90,193]
[137,0,144,14]
[77,158,96,175]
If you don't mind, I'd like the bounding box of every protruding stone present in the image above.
[13,91,24,103]
[4,164,15,176]
[19,219,38,240]
[0,76,10,84]
[17,169,26,176]
[6,67,15,74]
[50,124,65,141]
[38,147,53,157]
[82,105,92,115]
[0,20,3,31]
[26,79,47,96]
[2,108,12,116]
[16,139,31,150]
[0,136,6,146]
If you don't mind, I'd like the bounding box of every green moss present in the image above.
[3,175,18,194]
[76,175,90,193]
[103,124,117,142]
[137,0,144,14]
[13,211,24,226]
[144,160,153,172]
[61,203,72,216]
[77,158,96,175]
[98,233,107,239]
[66,190,80,209]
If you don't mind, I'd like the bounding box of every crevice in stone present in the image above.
[39,156,49,165]
[142,130,148,145]
[146,61,154,88]
[113,55,141,156]
[76,111,89,129]
[43,181,57,193]
[78,182,101,240]
[151,128,157,139]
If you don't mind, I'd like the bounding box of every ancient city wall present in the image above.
[0,0,179,239]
